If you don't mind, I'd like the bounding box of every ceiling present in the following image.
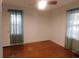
[3,0,79,9]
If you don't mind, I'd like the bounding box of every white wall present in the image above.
[50,1,79,47]
[0,0,2,57]
[3,1,79,48]
[2,5,51,46]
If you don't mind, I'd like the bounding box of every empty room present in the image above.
[2,0,79,58]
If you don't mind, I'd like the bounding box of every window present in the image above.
[9,10,23,35]
[67,9,79,40]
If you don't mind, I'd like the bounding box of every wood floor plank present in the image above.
[3,40,79,58]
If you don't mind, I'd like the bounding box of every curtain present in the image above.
[65,8,79,54]
[9,10,23,46]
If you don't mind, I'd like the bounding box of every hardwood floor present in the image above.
[3,40,79,58]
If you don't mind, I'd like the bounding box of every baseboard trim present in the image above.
[3,40,50,48]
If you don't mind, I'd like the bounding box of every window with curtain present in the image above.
[67,9,79,40]
[11,11,22,35]
[66,8,79,54]
[9,10,23,45]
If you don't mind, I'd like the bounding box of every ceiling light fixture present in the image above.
[37,0,48,10]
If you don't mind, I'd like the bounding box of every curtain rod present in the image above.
[8,9,23,12]
[67,8,79,12]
